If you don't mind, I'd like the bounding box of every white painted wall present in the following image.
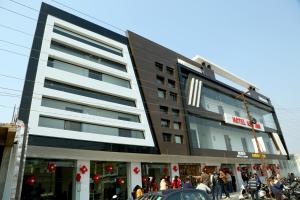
[27,15,155,147]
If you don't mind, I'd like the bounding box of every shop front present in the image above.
[21,159,75,200]
[141,163,170,192]
[89,161,128,200]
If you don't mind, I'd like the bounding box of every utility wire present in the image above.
[9,0,40,12]
[50,0,126,33]
[0,6,37,21]
[0,2,297,116]
[7,0,125,34]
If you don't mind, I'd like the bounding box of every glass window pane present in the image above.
[50,41,126,72]
[41,97,140,122]
[188,116,277,153]
[158,89,166,99]
[48,58,130,88]
[102,74,130,88]
[200,86,277,130]
[163,133,172,142]
[44,80,135,107]
[161,119,170,128]
[175,135,182,144]
[53,25,123,56]
[38,116,64,129]
[65,120,81,131]
[173,122,181,130]
[39,116,144,139]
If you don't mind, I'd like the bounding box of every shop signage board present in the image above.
[251,153,266,159]
[237,151,248,158]
[224,114,265,132]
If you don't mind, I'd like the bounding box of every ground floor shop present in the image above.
[21,146,286,200]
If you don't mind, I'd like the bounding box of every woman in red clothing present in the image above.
[172,176,181,189]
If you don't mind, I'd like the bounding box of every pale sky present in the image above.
[0,0,300,153]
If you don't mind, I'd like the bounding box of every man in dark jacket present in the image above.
[248,174,259,200]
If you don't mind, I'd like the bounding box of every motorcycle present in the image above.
[258,184,272,199]
[238,184,250,200]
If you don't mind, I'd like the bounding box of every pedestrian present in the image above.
[290,173,295,184]
[196,177,211,194]
[271,177,283,200]
[182,177,193,189]
[248,174,259,200]
[225,172,233,193]
[231,173,237,192]
[201,169,211,187]
[254,173,261,190]
[211,170,222,200]
[219,170,230,199]
[160,178,167,191]
[172,176,181,189]
[131,185,143,199]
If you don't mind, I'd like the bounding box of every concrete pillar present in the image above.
[75,160,90,200]
[170,163,180,179]
[127,162,142,197]
[0,146,14,200]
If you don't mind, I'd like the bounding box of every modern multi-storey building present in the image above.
[18,3,289,199]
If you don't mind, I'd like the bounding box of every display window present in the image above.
[21,159,75,200]
[90,161,127,200]
[141,163,170,193]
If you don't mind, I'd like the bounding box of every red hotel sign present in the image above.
[224,114,265,132]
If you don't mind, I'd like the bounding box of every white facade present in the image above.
[27,15,154,147]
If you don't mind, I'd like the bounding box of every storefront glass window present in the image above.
[21,159,75,200]
[90,161,127,200]
[141,163,170,193]
[200,86,278,130]
[188,116,277,154]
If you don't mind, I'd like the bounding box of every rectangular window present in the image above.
[157,89,166,99]
[53,25,123,56]
[156,76,164,85]
[50,41,127,72]
[218,106,224,115]
[201,86,278,130]
[170,92,177,102]
[44,80,135,107]
[224,135,232,151]
[64,120,81,131]
[168,79,176,88]
[65,107,83,113]
[163,133,172,142]
[172,109,180,116]
[41,97,140,122]
[155,62,163,71]
[161,119,170,128]
[175,135,183,144]
[160,106,168,114]
[166,67,174,76]
[173,122,181,130]
[48,58,130,88]
[241,137,249,152]
[38,116,144,139]
[88,70,102,81]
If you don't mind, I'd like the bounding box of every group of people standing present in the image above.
[131,169,236,200]
[209,169,235,200]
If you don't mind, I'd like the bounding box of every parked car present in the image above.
[138,189,211,200]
